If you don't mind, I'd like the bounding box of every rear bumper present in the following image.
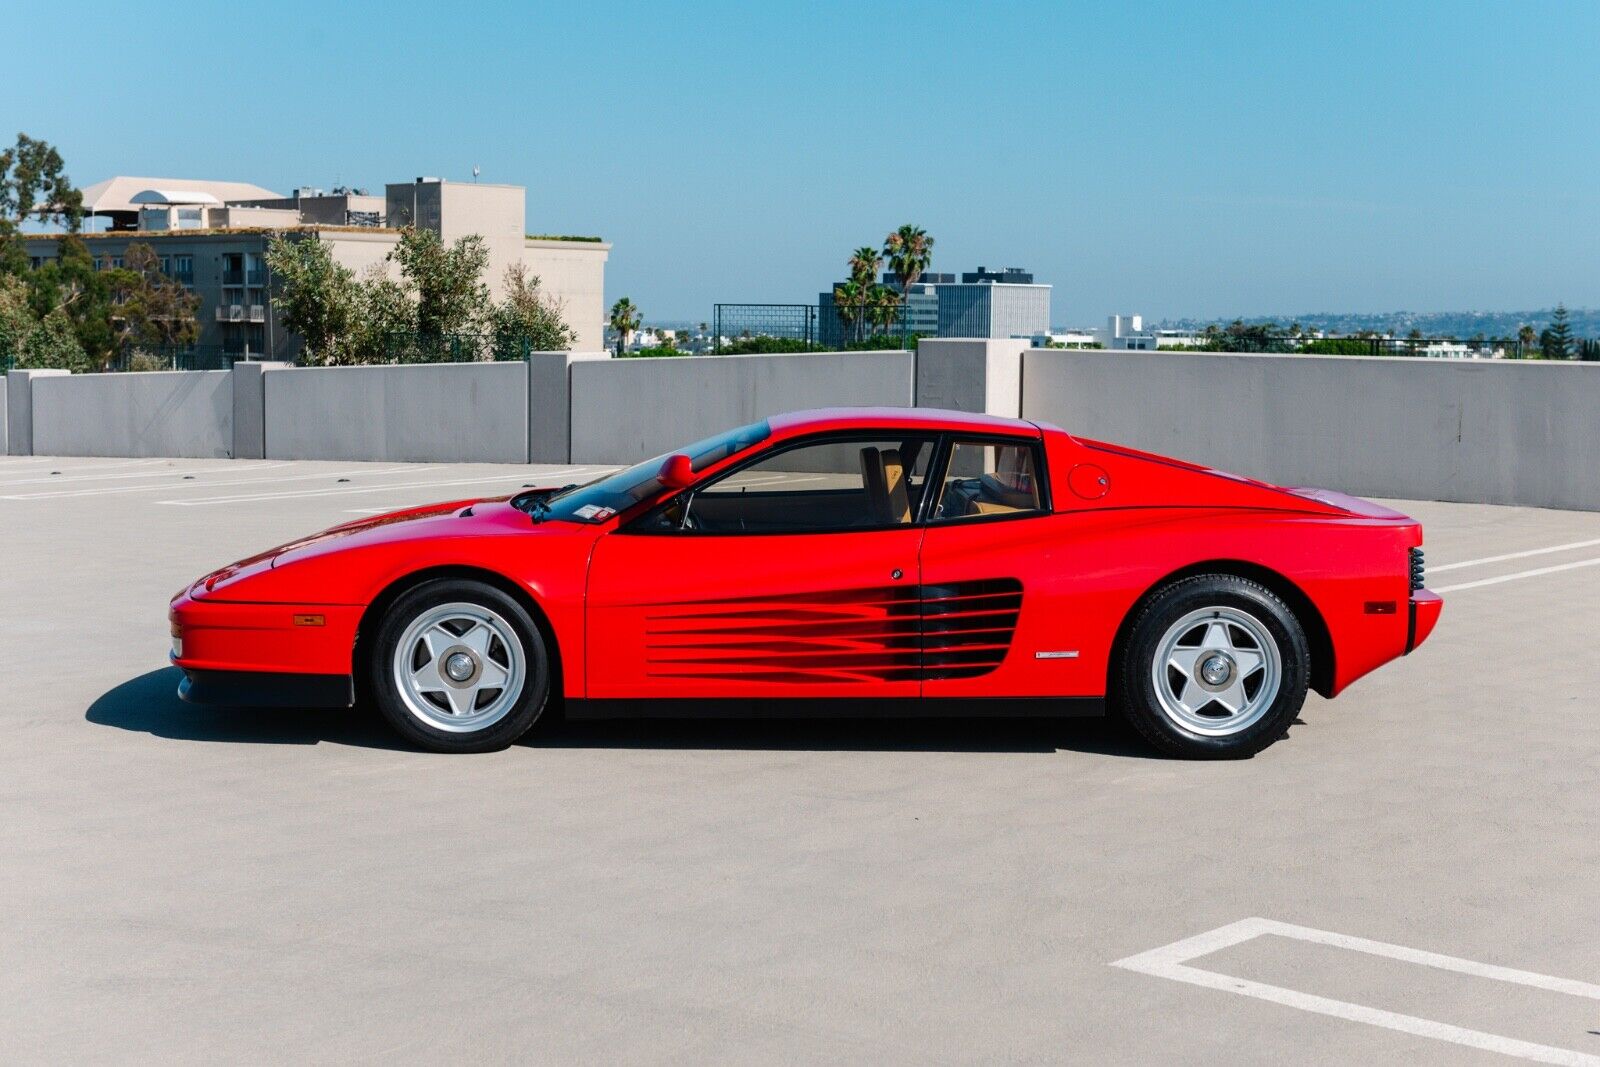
[1406,589,1443,654]
[178,667,354,708]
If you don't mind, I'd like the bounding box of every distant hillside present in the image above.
[1159,308,1600,339]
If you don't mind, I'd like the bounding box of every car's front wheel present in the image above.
[369,579,550,752]
[1117,575,1309,759]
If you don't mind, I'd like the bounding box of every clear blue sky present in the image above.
[11,0,1598,324]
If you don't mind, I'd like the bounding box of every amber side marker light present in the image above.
[1364,601,1398,615]
[292,614,326,627]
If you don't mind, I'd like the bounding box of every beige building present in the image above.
[24,176,610,358]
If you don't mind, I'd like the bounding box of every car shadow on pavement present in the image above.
[88,667,1163,757]
[86,667,409,750]
[536,713,1161,757]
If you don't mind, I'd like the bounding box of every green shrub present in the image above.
[624,345,692,358]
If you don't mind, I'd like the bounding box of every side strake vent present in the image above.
[643,578,1024,684]
[1410,547,1425,592]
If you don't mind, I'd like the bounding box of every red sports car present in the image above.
[170,408,1441,759]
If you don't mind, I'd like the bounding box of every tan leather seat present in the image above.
[860,447,912,525]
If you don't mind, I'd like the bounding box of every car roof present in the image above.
[767,407,1042,438]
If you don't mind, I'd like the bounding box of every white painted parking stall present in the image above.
[1114,918,1600,1065]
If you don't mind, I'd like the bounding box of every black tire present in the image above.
[1116,574,1309,759]
[369,578,551,753]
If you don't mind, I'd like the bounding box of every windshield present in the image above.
[528,420,771,524]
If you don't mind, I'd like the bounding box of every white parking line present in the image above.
[157,468,597,506]
[1433,537,1600,573]
[0,458,169,482]
[0,461,290,488]
[1113,917,1600,1065]
[3,465,434,500]
[1434,556,1600,594]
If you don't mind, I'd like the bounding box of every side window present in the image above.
[931,439,1045,522]
[676,436,935,534]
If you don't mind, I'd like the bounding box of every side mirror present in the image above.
[658,453,695,489]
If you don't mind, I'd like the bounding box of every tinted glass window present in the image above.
[670,435,935,534]
[931,439,1044,521]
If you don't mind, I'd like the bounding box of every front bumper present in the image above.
[169,589,362,679]
[1406,589,1443,654]
[178,668,354,708]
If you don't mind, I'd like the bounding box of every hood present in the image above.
[193,496,542,600]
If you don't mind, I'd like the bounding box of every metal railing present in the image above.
[105,346,249,372]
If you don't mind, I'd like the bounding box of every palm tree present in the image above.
[833,281,863,342]
[608,297,640,356]
[884,224,933,291]
[1517,323,1536,358]
[844,246,881,341]
[848,245,881,287]
[884,225,934,338]
[869,285,900,339]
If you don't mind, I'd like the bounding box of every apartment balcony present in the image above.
[248,305,266,323]
[213,304,245,323]
[221,270,245,286]
[245,268,266,286]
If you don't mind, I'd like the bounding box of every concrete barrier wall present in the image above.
[1022,350,1600,512]
[264,361,530,463]
[0,376,6,455]
[31,370,233,458]
[568,350,916,464]
[527,351,610,463]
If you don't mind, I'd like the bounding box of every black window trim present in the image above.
[620,427,1049,537]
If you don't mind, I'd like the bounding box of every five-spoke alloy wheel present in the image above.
[369,579,550,752]
[1119,575,1309,759]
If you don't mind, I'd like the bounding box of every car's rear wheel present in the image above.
[1117,575,1309,759]
[370,579,550,752]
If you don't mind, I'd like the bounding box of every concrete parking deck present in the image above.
[3,456,1598,1064]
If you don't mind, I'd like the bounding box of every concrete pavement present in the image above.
[2,455,1597,1064]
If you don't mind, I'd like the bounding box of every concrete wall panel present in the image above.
[7,369,70,456]
[569,350,915,465]
[265,361,529,463]
[915,338,1026,418]
[231,361,289,460]
[30,370,233,458]
[1022,350,1600,511]
[527,351,611,463]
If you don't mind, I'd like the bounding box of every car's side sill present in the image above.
[564,696,1106,720]
[178,668,355,709]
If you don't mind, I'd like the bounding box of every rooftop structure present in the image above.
[78,176,286,231]
[24,175,610,355]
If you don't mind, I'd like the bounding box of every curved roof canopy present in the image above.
[79,176,283,215]
[129,189,222,206]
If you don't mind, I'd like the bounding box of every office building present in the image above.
[816,266,1051,343]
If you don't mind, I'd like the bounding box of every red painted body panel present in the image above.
[169,408,1440,710]
[586,529,926,698]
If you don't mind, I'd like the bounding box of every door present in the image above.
[917,435,1072,698]
[585,433,936,702]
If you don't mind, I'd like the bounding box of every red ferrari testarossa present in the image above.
[170,408,1440,758]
